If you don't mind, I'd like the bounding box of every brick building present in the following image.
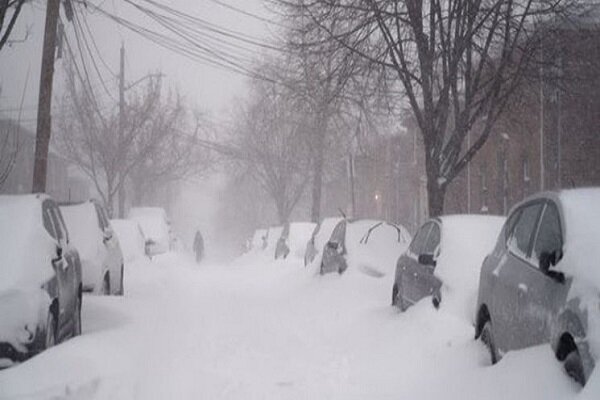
[445,17,600,216]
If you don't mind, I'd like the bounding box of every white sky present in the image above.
[0,0,278,129]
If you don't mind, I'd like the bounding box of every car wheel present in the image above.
[480,320,498,365]
[102,274,111,295]
[72,297,82,337]
[44,311,56,350]
[564,348,585,386]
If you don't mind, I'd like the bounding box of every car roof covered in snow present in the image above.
[433,214,505,320]
[60,202,103,262]
[128,207,170,243]
[111,219,146,263]
[344,219,411,277]
[556,188,600,290]
[0,194,56,292]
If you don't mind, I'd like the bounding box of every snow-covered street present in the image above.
[0,252,596,399]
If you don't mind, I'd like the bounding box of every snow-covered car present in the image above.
[128,207,171,256]
[248,228,268,253]
[304,217,343,267]
[110,219,147,263]
[320,219,411,276]
[475,189,600,386]
[0,195,82,367]
[60,201,124,295]
[392,215,504,319]
[265,225,283,259]
[275,222,316,260]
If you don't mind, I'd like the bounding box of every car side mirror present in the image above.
[418,254,436,267]
[103,227,114,243]
[539,250,565,283]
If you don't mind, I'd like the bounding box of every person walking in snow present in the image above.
[193,230,204,263]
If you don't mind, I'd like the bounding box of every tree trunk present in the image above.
[310,123,326,223]
[426,176,446,218]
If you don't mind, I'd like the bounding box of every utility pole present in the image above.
[118,43,126,217]
[32,0,61,193]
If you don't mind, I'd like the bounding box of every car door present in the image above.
[518,200,570,347]
[50,205,79,320]
[399,222,434,305]
[493,201,544,352]
[42,200,71,331]
[418,222,442,304]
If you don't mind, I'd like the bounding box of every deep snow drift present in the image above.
[0,249,596,399]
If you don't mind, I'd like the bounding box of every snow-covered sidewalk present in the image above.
[0,253,595,399]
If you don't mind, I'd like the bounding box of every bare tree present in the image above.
[229,66,311,225]
[284,0,581,216]
[56,66,201,216]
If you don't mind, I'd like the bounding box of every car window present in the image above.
[504,208,522,242]
[507,203,543,259]
[532,203,563,265]
[55,209,70,243]
[409,222,432,255]
[49,207,65,242]
[422,223,440,255]
[42,201,57,240]
[330,221,346,244]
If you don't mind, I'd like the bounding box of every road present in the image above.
[0,252,593,399]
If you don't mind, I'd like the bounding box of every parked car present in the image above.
[392,215,504,319]
[275,222,316,260]
[128,207,171,256]
[475,188,600,385]
[304,217,343,267]
[265,226,283,259]
[320,219,411,276]
[0,194,82,366]
[248,228,268,253]
[60,200,124,295]
[110,219,147,264]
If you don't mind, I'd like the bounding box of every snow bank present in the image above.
[345,220,411,277]
[61,203,106,290]
[110,219,146,263]
[128,207,170,255]
[434,215,505,322]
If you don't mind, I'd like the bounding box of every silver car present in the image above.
[475,188,600,385]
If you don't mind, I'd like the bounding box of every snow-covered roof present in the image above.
[434,214,505,320]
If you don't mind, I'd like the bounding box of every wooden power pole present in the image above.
[32,0,61,193]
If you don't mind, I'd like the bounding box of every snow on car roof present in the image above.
[0,195,56,292]
[128,207,170,243]
[345,219,411,277]
[434,214,505,321]
[558,188,600,290]
[285,222,316,258]
[111,219,146,263]
[60,202,103,262]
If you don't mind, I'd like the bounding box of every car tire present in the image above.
[72,297,82,337]
[564,348,585,386]
[44,311,56,350]
[480,320,498,365]
[102,274,111,295]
